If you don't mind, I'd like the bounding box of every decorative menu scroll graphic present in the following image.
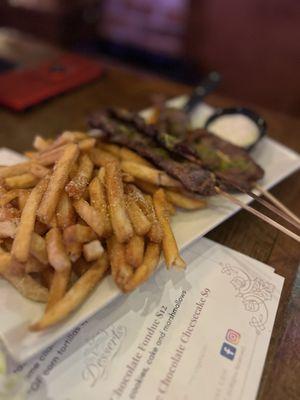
[220,262,275,334]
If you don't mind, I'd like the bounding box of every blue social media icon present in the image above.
[220,342,236,360]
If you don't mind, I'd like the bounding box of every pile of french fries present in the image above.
[0,131,206,331]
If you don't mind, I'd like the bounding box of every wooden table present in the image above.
[0,29,299,399]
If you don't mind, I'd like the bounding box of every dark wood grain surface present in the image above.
[0,29,299,400]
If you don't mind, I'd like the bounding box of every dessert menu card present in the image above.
[1,237,283,400]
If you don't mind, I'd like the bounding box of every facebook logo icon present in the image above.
[220,342,236,360]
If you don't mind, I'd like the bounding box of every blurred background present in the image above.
[0,0,299,115]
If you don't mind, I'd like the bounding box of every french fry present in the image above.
[153,189,185,269]
[107,236,133,288]
[65,241,82,263]
[73,199,106,237]
[63,224,97,244]
[0,220,17,239]
[1,255,49,302]
[56,192,76,229]
[105,161,133,243]
[29,163,49,178]
[25,256,46,274]
[30,253,109,331]
[38,143,79,224]
[18,189,30,211]
[0,162,32,179]
[88,147,118,167]
[83,240,104,262]
[165,190,207,210]
[40,267,54,289]
[125,235,144,268]
[11,176,49,263]
[89,176,112,237]
[36,145,66,166]
[78,138,96,151]
[124,184,163,243]
[0,189,20,207]
[65,154,93,199]
[133,179,157,194]
[46,228,71,271]
[46,266,71,311]
[125,194,151,236]
[43,131,87,153]
[33,135,52,151]
[30,232,48,264]
[0,206,20,221]
[5,173,39,189]
[120,147,153,167]
[121,161,182,188]
[0,252,11,274]
[100,143,121,157]
[123,242,160,292]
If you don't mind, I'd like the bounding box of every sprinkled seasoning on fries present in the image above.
[0,130,206,331]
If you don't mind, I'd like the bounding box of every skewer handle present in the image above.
[256,184,300,225]
[217,188,300,243]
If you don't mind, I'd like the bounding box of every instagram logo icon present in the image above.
[226,329,241,345]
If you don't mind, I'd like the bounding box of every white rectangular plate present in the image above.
[0,100,299,363]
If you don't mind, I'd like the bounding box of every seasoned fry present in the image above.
[36,145,66,166]
[18,189,30,211]
[125,194,151,236]
[134,179,157,194]
[29,163,49,178]
[65,154,93,199]
[63,224,97,244]
[11,177,49,263]
[100,143,121,157]
[153,189,185,269]
[125,235,144,268]
[44,131,87,153]
[135,179,206,210]
[46,228,71,271]
[33,135,52,151]
[1,255,49,302]
[40,267,54,290]
[30,253,109,331]
[125,184,163,243]
[38,143,79,224]
[46,266,71,311]
[120,147,152,167]
[0,252,11,274]
[73,199,105,237]
[78,138,96,151]
[0,189,20,207]
[5,173,39,189]
[83,240,104,262]
[107,236,133,287]
[165,190,207,210]
[0,206,20,221]
[30,232,48,264]
[105,161,133,243]
[0,220,17,239]
[0,162,32,179]
[25,256,46,274]
[88,147,118,167]
[56,192,76,229]
[89,176,112,237]
[123,242,160,292]
[121,161,182,188]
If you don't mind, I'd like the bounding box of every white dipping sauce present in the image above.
[207,114,260,148]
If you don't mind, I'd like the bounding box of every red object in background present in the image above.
[0,53,104,111]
